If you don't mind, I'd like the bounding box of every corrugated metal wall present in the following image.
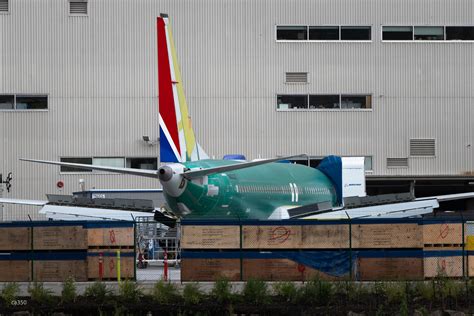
[0,0,473,219]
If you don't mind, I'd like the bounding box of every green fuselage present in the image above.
[163,159,337,219]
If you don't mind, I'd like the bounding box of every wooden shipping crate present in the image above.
[243,225,302,249]
[468,256,474,277]
[33,226,87,250]
[301,225,350,249]
[243,258,349,281]
[352,224,423,248]
[0,261,31,282]
[358,258,424,281]
[181,258,240,281]
[181,225,240,249]
[34,260,87,282]
[87,249,135,279]
[87,227,134,247]
[423,223,463,245]
[424,255,464,278]
[0,227,31,250]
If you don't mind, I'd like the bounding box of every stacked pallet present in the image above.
[0,221,135,282]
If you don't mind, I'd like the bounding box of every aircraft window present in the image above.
[60,157,93,173]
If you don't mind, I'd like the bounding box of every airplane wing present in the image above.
[416,192,474,202]
[0,198,47,206]
[20,158,159,179]
[182,154,307,179]
[39,204,153,221]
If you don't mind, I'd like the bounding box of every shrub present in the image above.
[299,277,333,306]
[118,280,143,304]
[210,278,234,304]
[242,279,270,305]
[84,281,112,304]
[273,282,299,304]
[385,282,406,305]
[0,283,20,306]
[28,282,54,305]
[61,277,77,303]
[152,280,180,304]
[183,283,203,305]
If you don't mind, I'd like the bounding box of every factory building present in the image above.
[1,0,473,220]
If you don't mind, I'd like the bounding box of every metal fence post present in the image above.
[239,218,243,282]
[133,220,137,281]
[345,212,352,280]
[462,214,466,279]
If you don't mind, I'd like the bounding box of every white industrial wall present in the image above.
[0,0,473,219]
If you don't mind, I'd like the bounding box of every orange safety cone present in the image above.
[99,252,104,280]
[163,249,168,281]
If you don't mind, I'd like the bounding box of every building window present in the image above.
[382,26,413,40]
[446,26,474,40]
[69,1,87,15]
[309,26,339,40]
[277,95,308,110]
[414,26,444,40]
[309,95,339,109]
[341,26,371,40]
[279,94,372,110]
[0,0,9,13]
[364,156,373,171]
[92,157,125,168]
[126,158,158,170]
[277,25,371,41]
[341,95,372,109]
[0,95,14,109]
[60,158,93,173]
[276,26,307,40]
[0,95,48,110]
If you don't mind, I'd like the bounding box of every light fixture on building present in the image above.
[142,135,159,146]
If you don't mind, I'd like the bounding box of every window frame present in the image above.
[276,24,372,43]
[0,94,48,111]
[382,25,474,43]
[277,94,373,112]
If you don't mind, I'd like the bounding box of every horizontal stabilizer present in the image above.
[20,158,159,179]
[182,154,307,179]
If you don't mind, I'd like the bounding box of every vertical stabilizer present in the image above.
[157,15,208,163]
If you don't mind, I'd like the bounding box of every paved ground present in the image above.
[136,264,181,281]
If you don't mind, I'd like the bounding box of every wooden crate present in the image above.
[243,258,349,281]
[87,249,135,279]
[34,260,87,282]
[301,225,350,249]
[181,258,240,281]
[424,256,464,278]
[87,227,134,247]
[0,227,31,250]
[243,225,302,249]
[468,256,474,277]
[358,258,424,281]
[181,226,240,249]
[422,223,463,245]
[352,224,422,248]
[0,261,31,282]
[33,226,87,250]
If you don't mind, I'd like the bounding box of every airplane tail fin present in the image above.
[157,14,208,163]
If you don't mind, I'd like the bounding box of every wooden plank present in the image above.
[243,259,348,281]
[0,227,31,250]
[87,227,134,247]
[352,224,422,248]
[422,223,463,245]
[424,256,464,278]
[243,225,302,249]
[181,226,240,249]
[181,259,240,281]
[0,261,31,282]
[87,249,135,279]
[358,258,424,280]
[468,256,474,277]
[34,260,87,282]
[301,225,350,249]
[34,226,87,250]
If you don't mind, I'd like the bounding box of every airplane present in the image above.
[2,14,474,222]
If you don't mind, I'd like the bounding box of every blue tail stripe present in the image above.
[160,128,179,163]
